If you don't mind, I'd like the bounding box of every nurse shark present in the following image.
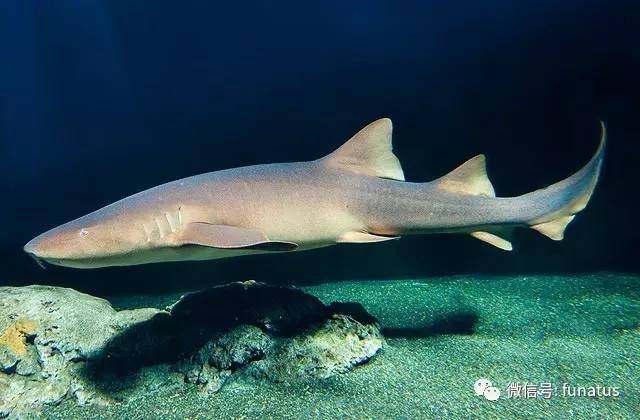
[24,118,605,269]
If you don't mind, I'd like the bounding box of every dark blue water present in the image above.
[1,1,638,294]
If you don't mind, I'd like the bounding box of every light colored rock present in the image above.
[0,286,161,418]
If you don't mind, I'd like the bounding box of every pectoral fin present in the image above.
[179,222,298,251]
[337,231,400,243]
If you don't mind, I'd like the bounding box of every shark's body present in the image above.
[24,118,605,269]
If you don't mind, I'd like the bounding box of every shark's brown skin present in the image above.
[24,118,605,269]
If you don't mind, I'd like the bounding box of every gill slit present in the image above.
[142,223,152,242]
[155,217,165,239]
[165,212,176,233]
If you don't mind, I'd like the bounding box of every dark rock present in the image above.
[169,280,329,335]
[175,324,271,393]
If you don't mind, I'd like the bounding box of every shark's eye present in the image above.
[79,229,89,237]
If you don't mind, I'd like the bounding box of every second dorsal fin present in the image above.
[320,118,405,181]
[434,155,496,196]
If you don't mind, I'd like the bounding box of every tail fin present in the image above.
[526,121,606,240]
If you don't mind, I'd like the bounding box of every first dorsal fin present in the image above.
[320,118,405,181]
[434,155,496,197]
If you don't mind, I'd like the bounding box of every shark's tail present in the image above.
[432,122,606,250]
[321,118,605,251]
[517,121,606,241]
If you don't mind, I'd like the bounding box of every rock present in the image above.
[0,281,384,417]
[204,324,272,370]
[85,281,332,379]
[175,324,271,393]
[0,286,161,418]
[249,314,384,381]
[173,311,383,391]
[167,280,330,335]
[0,319,37,374]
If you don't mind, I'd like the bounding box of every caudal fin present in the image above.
[525,121,606,240]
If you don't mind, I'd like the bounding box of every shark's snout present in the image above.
[24,236,47,258]
[23,228,92,269]
[23,237,50,269]
[23,224,84,262]
[23,240,36,256]
[23,211,147,269]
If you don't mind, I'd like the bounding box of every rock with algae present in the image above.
[0,281,383,417]
[0,319,38,375]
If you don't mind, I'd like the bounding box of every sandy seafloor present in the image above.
[43,273,639,419]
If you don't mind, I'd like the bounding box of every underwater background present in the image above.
[0,2,639,418]
[1,0,638,296]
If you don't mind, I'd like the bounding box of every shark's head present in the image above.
[24,207,148,269]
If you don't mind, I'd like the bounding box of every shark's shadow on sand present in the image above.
[82,281,479,392]
[381,312,479,338]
